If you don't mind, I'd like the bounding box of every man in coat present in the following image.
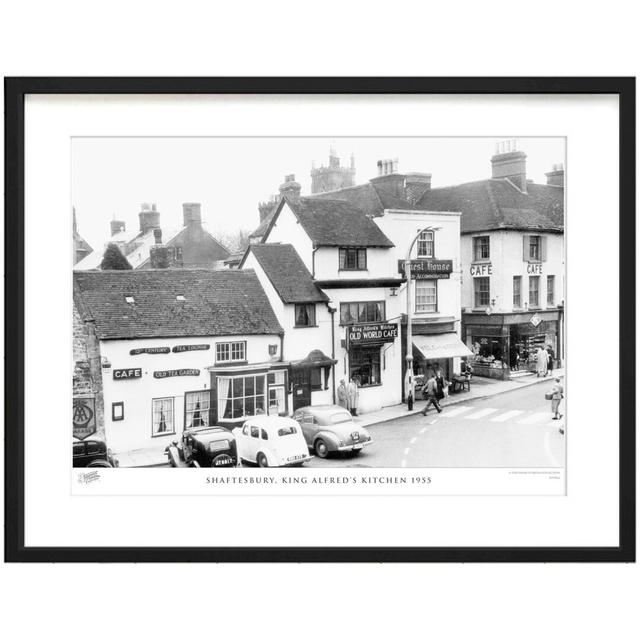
[337,379,347,409]
[420,373,442,415]
[347,378,359,416]
[536,346,549,377]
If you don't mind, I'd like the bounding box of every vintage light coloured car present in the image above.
[232,416,313,468]
[293,404,373,458]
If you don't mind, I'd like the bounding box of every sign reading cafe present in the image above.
[347,323,399,346]
[398,259,453,279]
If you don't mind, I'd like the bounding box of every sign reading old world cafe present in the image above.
[347,323,399,346]
[398,259,453,279]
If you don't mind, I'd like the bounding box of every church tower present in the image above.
[310,147,356,194]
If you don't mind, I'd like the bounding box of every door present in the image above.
[291,369,311,410]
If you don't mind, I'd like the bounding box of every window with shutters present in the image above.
[523,235,546,262]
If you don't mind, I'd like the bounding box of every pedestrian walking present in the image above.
[536,345,549,377]
[347,377,359,416]
[420,373,442,415]
[337,379,347,409]
[435,370,446,400]
[546,344,555,374]
[549,377,564,432]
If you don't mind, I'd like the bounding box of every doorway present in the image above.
[291,368,311,410]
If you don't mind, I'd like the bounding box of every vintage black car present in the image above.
[73,436,119,468]
[165,426,238,468]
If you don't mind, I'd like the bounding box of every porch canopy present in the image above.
[413,333,473,360]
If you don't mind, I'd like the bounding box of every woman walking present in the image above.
[550,377,564,432]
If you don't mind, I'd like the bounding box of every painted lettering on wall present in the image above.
[113,368,142,380]
[172,344,211,353]
[153,368,200,379]
[129,346,171,355]
[470,264,492,276]
[527,263,543,274]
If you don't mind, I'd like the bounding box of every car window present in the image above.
[85,441,104,454]
[277,425,298,436]
[242,425,249,435]
[302,415,315,426]
[261,429,268,440]
[72,443,85,456]
[330,412,353,424]
[250,426,260,438]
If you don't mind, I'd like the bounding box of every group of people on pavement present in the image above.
[337,378,359,416]
[535,344,555,377]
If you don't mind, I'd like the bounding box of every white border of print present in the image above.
[24,94,618,548]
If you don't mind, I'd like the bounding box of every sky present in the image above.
[72,137,565,250]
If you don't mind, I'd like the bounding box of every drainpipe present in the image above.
[327,302,337,404]
[312,246,318,278]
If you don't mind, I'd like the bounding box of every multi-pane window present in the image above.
[267,370,286,415]
[294,303,316,327]
[340,301,385,325]
[547,275,555,306]
[339,247,367,270]
[474,277,490,308]
[152,397,174,436]
[217,374,265,420]
[415,280,437,312]
[417,230,435,258]
[513,276,522,308]
[349,347,381,387]
[529,236,541,261]
[473,236,490,261]
[529,275,540,307]
[216,341,246,362]
[185,390,210,429]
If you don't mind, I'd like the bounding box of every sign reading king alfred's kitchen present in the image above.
[347,323,398,346]
[398,259,453,279]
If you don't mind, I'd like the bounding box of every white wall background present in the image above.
[1,3,637,640]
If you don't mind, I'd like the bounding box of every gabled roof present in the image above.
[415,179,564,233]
[243,244,329,304]
[73,269,283,340]
[259,197,394,248]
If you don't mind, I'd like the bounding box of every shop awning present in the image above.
[413,333,473,360]
[290,349,337,369]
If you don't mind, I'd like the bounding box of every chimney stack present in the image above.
[154,228,162,244]
[279,174,301,202]
[545,163,565,187]
[491,140,528,192]
[182,202,202,228]
[258,195,279,222]
[139,202,161,234]
[370,158,404,197]
[405,172,432,204]
[110,216,126,236]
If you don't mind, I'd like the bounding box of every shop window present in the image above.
[185,390,210,429]
[152,397,174,436]
[547,275,555,306]
[339,247,367,270]
[217,374,265,420]
[529,276,540,308]
[472,336,505,362]
[417,230,435,258]
[473,236,490,261]
[415,280,437,313]
[340,301,385,325]
[216,341,246,362]
[513,276,522,308]
[474,277,490,308]
[349,347,381,387]
[294,303,316,327]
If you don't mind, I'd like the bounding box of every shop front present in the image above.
[463,309,563,379]
[412,332,473,382]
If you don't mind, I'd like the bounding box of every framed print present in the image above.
[4,77,635,562]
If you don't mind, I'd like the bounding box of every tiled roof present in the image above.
[415,179,564,233]
[245,244,329,303]
[73,269,283,340]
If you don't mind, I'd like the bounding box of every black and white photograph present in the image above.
[72,136,566,476]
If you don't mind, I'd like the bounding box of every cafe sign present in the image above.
[347,322,398,346]
[398,259,453,279]
[153,368,200,379]
[113,368,142,380]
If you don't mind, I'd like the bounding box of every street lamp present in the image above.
[404,226,441,411]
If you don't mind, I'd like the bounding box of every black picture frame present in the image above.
[4,77,635,563]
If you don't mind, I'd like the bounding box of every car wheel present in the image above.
[351,449,362,456]
[315,438,329,458]
[257,452,269,468]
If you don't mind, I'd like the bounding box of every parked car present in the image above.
[165,426,238,468]
[293,404,372,458]
[73,436,119,468]
[232,416,312,467]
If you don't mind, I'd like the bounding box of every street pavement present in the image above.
[306,381,565,469]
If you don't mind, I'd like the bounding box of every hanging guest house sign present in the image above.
[398,259,453,279]
[347,323,398,346]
